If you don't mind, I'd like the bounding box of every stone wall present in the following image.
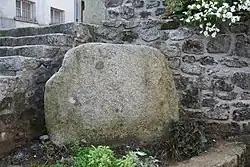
[92,15,250,137]
[104,0,166,20]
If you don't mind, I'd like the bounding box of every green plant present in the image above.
[29,163,62,167]
[74,145,135,167]
[168,120,208,161]
[127,151,159,167]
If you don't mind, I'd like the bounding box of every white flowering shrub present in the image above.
[167,0,250,37]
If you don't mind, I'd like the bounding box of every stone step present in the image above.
[0,56,41,76]
[0,55,64,78]
[0,45,70,58]
[0,22,94,37]
[0,34,74,47]
[168,142,246,167]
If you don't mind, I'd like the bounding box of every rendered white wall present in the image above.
[15,20,39,27]
[0,0,75,28]
[0,0,16,18]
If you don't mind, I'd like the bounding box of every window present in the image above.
[16,0,36,22]
[51,7,65,24]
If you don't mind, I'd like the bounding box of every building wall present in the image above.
[0,0,16,18]
[0,0,75,28]
[41,0,75,25]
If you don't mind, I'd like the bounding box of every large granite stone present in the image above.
[45,43,179,146]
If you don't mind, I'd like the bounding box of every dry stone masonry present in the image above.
[92,7,250,138]
[104,0,166,20]
[0,23,95,157]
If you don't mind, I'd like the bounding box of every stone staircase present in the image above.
[0,23,95,158]
[169,142,246,167]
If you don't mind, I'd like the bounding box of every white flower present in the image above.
[223,3,229,8]
[199,24,203,28]
[205,4,209,8]
[230,6,236,12]
[196,4,201,9]
[211,32,217,38]
[185,18,191,23]
[208,28,212,32]
[206,22,212,26]
[225,12,233,18]
[216,12,221,18]
[235,16,241,21]
[194,14,201,20]
[203,31,209,37]
[231,17,236,23]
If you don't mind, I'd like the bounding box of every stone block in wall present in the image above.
[141,27,160,42]
[161,20,180,30]
[96,26,119,40]
[207,35,231,53]
[168,57,181,69]
[141,19,159,29]
[232,72,250,90]
[108,9,120,19]
[181,63,204,75]
[139,11,152,19]
[222,58,248,68]
[174,75,190,90]
[181,88,200,109]
[202,98,218,108]
[155,8,165,16]
[233,108,250,121]
[159,42,181,57]
[182,55,196,63]
[241,92,250,100]
[182,39,204,55]
[216,92,237,100]
[235,35,250,58]
[230,23,248,33]
[121,5,135,19]
[105,0,124,7]
[120,30,139,43]
[213,79,234,92]
[132,0,145,8]
[200,56,216,65]
[124,20,140,29]
[102,20,124,28]
[146,0,160,9]
[169,28,193,41]
[233,102,250,108]
[206,104,230,120]
[159,31,169,40]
